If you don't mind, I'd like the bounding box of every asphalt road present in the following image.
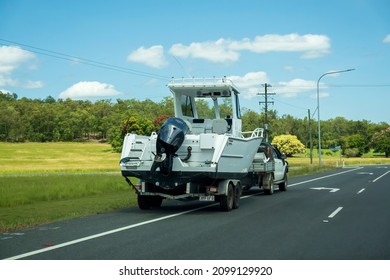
[1,165,390,260]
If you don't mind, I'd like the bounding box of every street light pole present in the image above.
[316,68,355,167]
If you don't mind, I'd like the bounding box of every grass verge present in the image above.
[0,190,136,232]
[0,174,137,232]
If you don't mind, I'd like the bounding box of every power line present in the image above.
[270,96,307,111]
[324,84,390,88]
[0,38,171,80]
[274,84,390,88]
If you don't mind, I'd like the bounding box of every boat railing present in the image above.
[241,128,264,139]
[168,76,234,86]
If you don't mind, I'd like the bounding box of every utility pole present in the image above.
[308,109,313,165]
[258,83,275,142]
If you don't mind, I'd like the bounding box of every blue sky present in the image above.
[0,0,389,123]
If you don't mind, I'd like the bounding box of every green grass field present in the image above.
[0,142,119,174]
[1,142,389,232]
[0,142,137,232]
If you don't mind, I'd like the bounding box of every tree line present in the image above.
[1,91,389,157]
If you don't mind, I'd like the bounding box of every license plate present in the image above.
[199,196,215,201]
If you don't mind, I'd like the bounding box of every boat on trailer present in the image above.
[120,77,264,211]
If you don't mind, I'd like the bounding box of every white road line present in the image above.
[357,188,365,194]
[4,167,362,260]
[372,171,390,183]
[288,167,363,187]
[4,203,218,260]
[328,207,343,218]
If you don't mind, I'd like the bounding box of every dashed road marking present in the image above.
[328,207,343,218]
[357,188,365,194]
[372,171,390,183]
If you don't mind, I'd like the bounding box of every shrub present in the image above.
[344,148,361,158]
[272,134,306,157]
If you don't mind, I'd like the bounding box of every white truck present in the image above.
[241,142,288,195]
[120,78,288,211]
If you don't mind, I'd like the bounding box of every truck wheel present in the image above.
[233,182,242,209]
[150,196,163,208]
[137,194,151,210]
[220,182,234,212]
[263,174,274,195]
[279,173,288,192]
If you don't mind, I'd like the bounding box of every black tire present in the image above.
[220,182,234,212]
[263,174,274,195]
[279,173,288,192]
[138,195,163,210]
[137,194,151,210]
[150,196,163,208]
[233,182,242,209]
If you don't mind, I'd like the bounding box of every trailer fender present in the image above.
[218,179,240,195]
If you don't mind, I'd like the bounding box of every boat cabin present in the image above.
[167,77,243,137]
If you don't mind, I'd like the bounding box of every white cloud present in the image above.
[0,45,43,88]
[168,33,330,64]
[227,73,318,100]
[127,45,167,68]
[227,72,270,99]
[231,34,330,58]
[0,75,43,89]
[59,81,122,99]
[0,89,12,94]
[170,38,240,63]
[0,75,17,87]
[129,33,330,67]
[383,34,390,43]
[24,80,44,89]
[275,79,317,97]
[0,45,35,73]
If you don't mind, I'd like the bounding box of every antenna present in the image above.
[171,55,192,78]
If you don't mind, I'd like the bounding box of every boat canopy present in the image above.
[168,77,243,137]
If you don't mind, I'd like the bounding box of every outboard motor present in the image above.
[152,117,190,175]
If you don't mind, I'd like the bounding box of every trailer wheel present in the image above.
[137,194,151,210]
[220,182,234,212]
[150,196,163,208]
[233,182,242,209]
[137,195,163,210]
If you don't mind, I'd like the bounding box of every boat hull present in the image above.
[120,132,262,190]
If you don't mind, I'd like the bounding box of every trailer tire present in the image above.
[220,182,234,212]
[137,195,163,210]
[150,196,163,208]
[137,194,151,210]
[233,182,242,209]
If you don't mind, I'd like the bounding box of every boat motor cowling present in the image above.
[157,117,189,155]
[152,117,190,175]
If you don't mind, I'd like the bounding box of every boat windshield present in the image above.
[180,95,233,119]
